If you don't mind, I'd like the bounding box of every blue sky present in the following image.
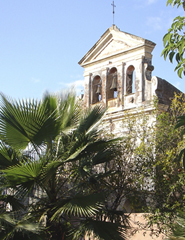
[0,0,184,99]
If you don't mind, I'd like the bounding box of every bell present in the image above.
[96,85,101,95]
[110,78,117,91]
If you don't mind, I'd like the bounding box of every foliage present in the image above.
[142,93,185,235]
[1,89,185,239]
[0,213,43,240]
[165,88,185,240]
[161,1,185,237]
[0,92,129,240]
[113,93,185,236]
[161,0,185,77]
[167,211,185,240]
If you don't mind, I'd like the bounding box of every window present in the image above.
[126,65,135,94]
[107,67,117,100]
[92,75,101,104]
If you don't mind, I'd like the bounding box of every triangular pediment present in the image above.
[79,25,155,66]
[94,39,132,60]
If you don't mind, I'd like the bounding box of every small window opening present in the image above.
[98,92,102,101]
[92,76,101,104]
[114,91,117,98]
[107,67,117,100]
[126,65,135,94]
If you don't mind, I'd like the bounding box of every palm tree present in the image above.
[0,91,129,240]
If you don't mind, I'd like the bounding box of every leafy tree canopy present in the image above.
[162,0,185,78]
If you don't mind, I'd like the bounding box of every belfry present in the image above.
[79,25,180,117]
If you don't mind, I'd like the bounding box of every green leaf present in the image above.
[169,51,176,63]
[167,0,173,5]
[177,66,184,78]
[176,52,181,62]
[163,33,171,46]
[161,48,169,59]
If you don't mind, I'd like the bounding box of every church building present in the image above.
[79,25,180,133]
[78,25,180,240]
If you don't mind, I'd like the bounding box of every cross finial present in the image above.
[111,1,116,25]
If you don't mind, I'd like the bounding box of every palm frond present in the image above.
[0,93,77,152]
[41,159,63,185]
[68,138,121,165]
[64,143,89,163]
[2,158,44,187]
[58,91,79,130]
[84,138,122,154]
[0,213,43,240]
[51,192,105,220]
[76,105,105,137]
[0,143,19,169]
[175,115,185,130]
[0,94,46,150]
[91,149,117,166]
[0,194,25,211]
[70,219,128,240]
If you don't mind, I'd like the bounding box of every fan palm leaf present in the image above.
[51,192,105,220]
[70,219,127,240]
[0,143,20,169]
[0,92,77,152]
[0,94,47,150]
[76,105,105,137]
[57,91,79,130]
[2,159,44,186]
[0,213,43,240]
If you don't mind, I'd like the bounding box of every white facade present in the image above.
[79,25,180,117]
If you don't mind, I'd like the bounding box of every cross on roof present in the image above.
[111,1,116,25]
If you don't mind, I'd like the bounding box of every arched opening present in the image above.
[126,65,135,94]
[92,75,102,104]
[107,67,117,100]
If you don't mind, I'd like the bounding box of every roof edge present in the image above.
[78,25,156,66]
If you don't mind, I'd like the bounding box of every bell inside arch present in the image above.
[96,85,101,95]
[110,78,117,91]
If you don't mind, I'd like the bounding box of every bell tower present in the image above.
[79,25,156,113]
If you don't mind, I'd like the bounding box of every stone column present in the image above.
[116,63,124,108]
[101,67,108,107]
[143,56,154,102]
[122,62,126,108]
[84,72,92,108]
[135,57,143,104]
